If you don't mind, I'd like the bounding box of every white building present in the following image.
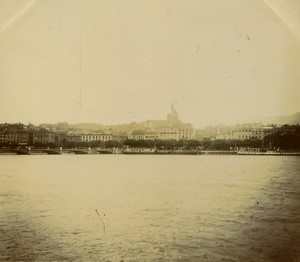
[216,124,277,140]
[81,133,112,142]
[130,104,195,141]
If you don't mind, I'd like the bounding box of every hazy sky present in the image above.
[0,0,299,128]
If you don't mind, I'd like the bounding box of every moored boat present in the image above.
[47,150,62,155]
[172,150,198,155]
[74,150,89,154]
[122,148,157,154]
[98,149,113,154]
[16,149,31,155]
[156,149,199,155]
[237,147,300,156]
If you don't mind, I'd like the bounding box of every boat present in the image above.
[237,147,268,155]
[156,149,199,155]
[263,151,300,156]
[16,150,31,155]
[237,147,300,156]
[16,149,31,155]
[74,150,89,154]
[70,147,92,154]
[155,150,173,155]
[47,150,62,155]
[15,146,31,155]
[122,148,157,154]
[172,150,198,155]
[98,149,114,154]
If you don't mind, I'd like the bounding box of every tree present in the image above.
[105,140,121,148]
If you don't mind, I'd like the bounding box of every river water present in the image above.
[0,155,300,261]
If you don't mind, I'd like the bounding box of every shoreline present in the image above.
[0,149,300,156]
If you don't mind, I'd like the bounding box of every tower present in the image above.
[167,103,180,124]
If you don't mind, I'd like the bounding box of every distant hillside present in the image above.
[257,112,300,125]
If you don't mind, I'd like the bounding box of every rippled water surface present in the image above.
[1,155,300,261]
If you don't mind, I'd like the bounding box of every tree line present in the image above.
[263,125,300,150]
[0,138,263,150]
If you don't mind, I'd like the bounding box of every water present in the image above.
[0,155,300,261]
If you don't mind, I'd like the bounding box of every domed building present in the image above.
[130,104,195,140]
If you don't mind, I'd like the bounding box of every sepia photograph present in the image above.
[0,0,300,261]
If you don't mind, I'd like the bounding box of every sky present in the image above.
[0,0,299,128]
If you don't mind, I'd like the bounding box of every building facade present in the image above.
[0,132,6,143]
[216,124,277,140]
[81,133,112,142]
[130,104,195,141]
[5,131,29,144]
[30,130,56,144]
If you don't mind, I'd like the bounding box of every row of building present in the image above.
[0,105,196,145]
[0,129,114,145]
[129,128,194,140]
[215,124,276,140]
[1,106,287,146]
[0,128,195,145]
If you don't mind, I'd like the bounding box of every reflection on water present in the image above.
[0,155,300,261]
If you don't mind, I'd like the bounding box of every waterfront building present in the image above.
[0,123,28,144]
[111,131,128,141]
[130,104,195,141]
[158,128,194,140]
[157,129,178,140]
[0,132,6,143]
[216,124,277,140]
[129,130,146,140]
[5,131,29,144]
[65,133,82,143]
[145,130,159,140]
[231,126,276,140]
[30,129,56,144]
[81,133,112,142]
[195,126,219,140]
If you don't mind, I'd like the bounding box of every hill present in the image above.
[257,112,300,125]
